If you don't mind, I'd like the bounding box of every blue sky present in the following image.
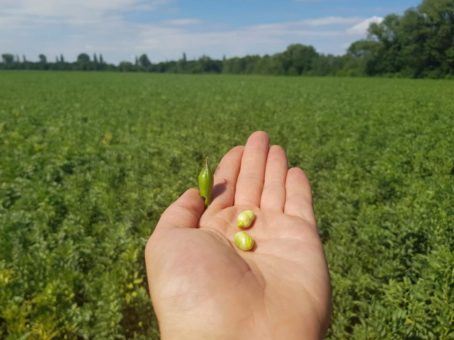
[0,0,421,63]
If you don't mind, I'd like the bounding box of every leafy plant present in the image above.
[0,72,452,339]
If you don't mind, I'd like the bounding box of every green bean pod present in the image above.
[198,157,213,207]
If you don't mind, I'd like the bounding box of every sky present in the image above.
[0,0,422,63]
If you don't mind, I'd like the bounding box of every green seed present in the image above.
[234,231,255,251]
[198,157,213,207]
[237,210,256,229]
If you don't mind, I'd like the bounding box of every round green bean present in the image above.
[234,231,255,251]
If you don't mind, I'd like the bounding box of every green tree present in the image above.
[2,53,14,65]
[282,44,319,75]
[138,54,151,71]
[349,0,454,77]
[77,53,91,70]
[178,52,188,73]
[38,54,48,70]
[38,54,47,64]
[347,40,381,75]
[93,53,99,70]
[418,0,454,76]
[367,14,404,74]
[311,54,345,76]
[119,61,135,72]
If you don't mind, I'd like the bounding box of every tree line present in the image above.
[1,0,453,78]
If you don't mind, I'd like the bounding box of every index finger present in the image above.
[209,145,244,210]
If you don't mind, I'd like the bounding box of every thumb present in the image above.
[156,188,205,230]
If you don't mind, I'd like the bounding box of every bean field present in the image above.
[0,72,453,339]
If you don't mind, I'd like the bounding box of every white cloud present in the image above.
[134,17,363,61]
[347,16,383,35]
[0,0,170,24]
[303,16,362,26]
[163,18,202,26]
[0,1,381,63]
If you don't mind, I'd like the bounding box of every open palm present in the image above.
[145,132,331,340]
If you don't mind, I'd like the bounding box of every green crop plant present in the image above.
[0,72,452,339]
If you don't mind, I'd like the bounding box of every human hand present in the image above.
[145,131,331,339]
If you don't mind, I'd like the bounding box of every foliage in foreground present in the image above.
[0,72,453,339]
